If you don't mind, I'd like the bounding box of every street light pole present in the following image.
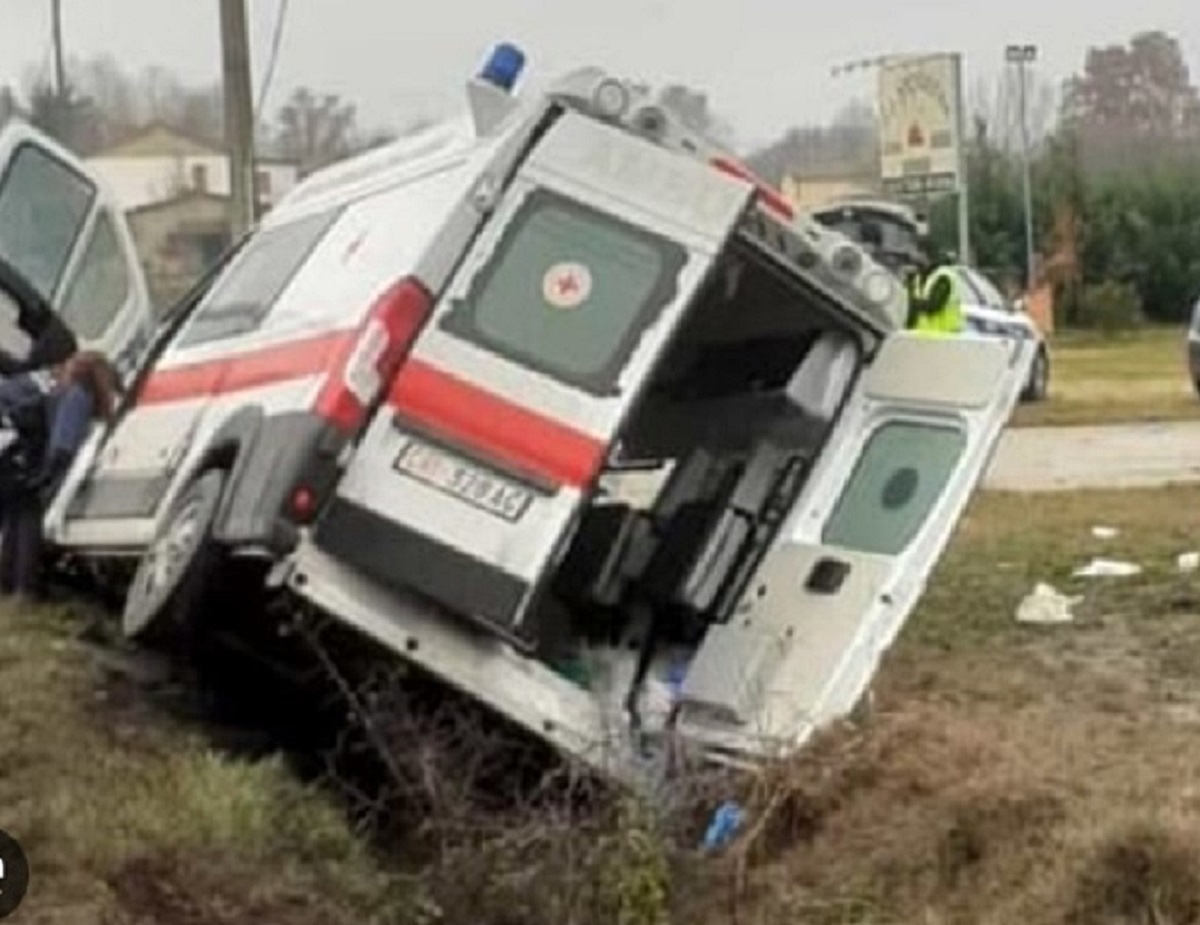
[1006,44,1037,292]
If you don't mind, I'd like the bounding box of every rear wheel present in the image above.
[123,469,226,648]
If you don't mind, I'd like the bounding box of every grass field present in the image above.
[7,485,1200,924]
[1012,326,1197,428]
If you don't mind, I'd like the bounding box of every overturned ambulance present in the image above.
[42,45,1034,779]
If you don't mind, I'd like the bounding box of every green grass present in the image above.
[1012,326,1197,428]
[0,603,418,925]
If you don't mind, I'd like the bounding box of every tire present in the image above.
[123,469,226,647]
[1021,346,1049,403]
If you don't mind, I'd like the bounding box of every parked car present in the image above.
[950,265,1050,403]
[1189,297,1200,397]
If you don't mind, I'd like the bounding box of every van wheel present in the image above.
[1021,346,1049,403]
[123,469,226,647]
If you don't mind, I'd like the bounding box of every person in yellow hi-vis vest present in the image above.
[906,260,965,336]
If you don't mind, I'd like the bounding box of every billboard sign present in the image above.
[878,54,963,200]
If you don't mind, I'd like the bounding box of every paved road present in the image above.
[985,420,1200,492]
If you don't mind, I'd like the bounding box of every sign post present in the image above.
[877,52,970,263]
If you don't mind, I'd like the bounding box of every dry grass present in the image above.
[1013,327,1196,428]
[6,485,1200,924]
[684,485,1200,924]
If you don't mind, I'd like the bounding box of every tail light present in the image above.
[710,157,795,222]
[314,277,433,436]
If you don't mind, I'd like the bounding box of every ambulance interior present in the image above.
[536,234,870,713]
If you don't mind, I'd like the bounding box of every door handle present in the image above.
[806,557,850,594]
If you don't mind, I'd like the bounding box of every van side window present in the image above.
[822,421,965,556]
[0,143,96,300]
[60,210,131,340]
[441,189,686,395]
[177,206,342,347]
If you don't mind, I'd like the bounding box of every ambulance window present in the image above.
[60,210,130,340]
[178,206,342,347]
[0,143,96,301]
[822,422,965,556]
[441,190,686,395]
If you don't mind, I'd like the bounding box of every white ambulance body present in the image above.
[0,119,154,378]
[44,48,1033,779]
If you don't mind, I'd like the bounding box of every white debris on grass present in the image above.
[1073,559,1143,579]
[1016,583,1083,625]
[1178,552,1200,574]
[1091,526,1120,540]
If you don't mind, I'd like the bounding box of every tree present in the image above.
[745,99,878,186]
[273,88,360,175]
[1064,31,1200,136]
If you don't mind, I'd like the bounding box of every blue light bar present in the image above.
[478,43,526,93]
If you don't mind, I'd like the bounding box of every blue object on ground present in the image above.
[702,800,746,851]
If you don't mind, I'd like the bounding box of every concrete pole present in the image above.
[220,0,258,238]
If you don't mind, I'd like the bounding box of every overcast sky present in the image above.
[2,0,1199,149]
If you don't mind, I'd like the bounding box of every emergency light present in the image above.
[479,43,526,93]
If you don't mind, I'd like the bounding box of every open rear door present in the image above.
[318,110,753,651]
[0,119,153,377]
[674,331,1035,754]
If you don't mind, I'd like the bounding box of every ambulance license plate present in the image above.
[393,438,533,522]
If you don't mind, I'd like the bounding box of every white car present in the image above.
[949,264,1050,403]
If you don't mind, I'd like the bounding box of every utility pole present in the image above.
[1006,44,1037,292]
[51,0,66,98]
[219,0,257,238]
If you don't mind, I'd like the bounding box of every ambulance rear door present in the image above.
[319,110,754,651]
[671,331,1036,754]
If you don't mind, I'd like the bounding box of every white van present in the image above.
[0,119,154,379]
[43,47,1034,780]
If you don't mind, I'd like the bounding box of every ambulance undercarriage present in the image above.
[42,56,1033,782]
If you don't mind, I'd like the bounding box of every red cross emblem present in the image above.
[542,262,592,309]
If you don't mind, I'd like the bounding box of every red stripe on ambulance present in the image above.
[137,331,357,405]
[388,360,605,489]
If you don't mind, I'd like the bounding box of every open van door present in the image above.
[0,119,153,379]
[673,332,1035,755]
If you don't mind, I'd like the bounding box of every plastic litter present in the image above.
[1073,559,1142,579]
[1091,526,1120,540]
[1016,583,1081,625]
[1178,552,1200,574]
[701,801,746,852]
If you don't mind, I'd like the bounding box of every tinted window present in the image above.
[177,207,342,347]
[0,143,95,299]
[1191,299,1200,333]
[440,190,686,395]
[822,422,965,555]
[60,211,131,340]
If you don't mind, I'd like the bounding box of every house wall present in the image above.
[87,154,298,212]
[129,196,232,313]
[781,175,881,212]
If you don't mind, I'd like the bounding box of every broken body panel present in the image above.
[43,51,1033,781]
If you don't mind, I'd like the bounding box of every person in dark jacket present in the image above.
[0,351,119,599]
[0,254,78,377]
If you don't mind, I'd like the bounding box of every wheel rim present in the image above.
[125,493,206,636]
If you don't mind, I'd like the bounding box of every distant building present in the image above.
[780,170,880,212]
[85,123,300,311]
[86,122,298,212]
